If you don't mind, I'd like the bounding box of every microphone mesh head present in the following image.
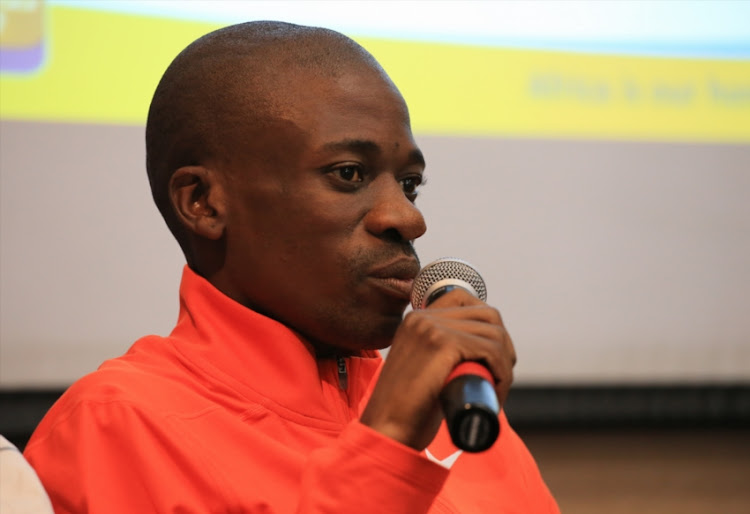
[411,257,487,309]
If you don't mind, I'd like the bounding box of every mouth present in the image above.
[368,258,420,301]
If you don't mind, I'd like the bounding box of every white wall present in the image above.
[1,121,749,386]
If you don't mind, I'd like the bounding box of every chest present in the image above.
[173,404,550,513]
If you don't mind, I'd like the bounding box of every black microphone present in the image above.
[410,258,500,452]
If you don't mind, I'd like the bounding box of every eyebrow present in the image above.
[321,139,426,167]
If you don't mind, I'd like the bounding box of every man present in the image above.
[25,21,558,513]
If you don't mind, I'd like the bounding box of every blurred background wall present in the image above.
[1,1,749,511]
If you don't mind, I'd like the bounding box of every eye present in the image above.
[400,175,424,197]
[332,164,364,182]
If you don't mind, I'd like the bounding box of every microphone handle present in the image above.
[425,284,500,452]
[440,362,500,452]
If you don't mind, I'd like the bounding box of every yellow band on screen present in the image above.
[1,5,749,143]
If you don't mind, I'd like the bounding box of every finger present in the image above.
[412,316,509,345]
[444,327,515,386]
[399,309,515,372]
[411,303,504,327]
[402,318,515,387]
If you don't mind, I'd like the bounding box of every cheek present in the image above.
[230,175,370,261]
[253,204,361,271]
[284,192,366,239]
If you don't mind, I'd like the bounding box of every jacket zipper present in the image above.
[336,356,348,391]
[334,356,353,422]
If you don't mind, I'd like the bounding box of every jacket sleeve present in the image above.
[298,422,450,514]
[25,399,449,514]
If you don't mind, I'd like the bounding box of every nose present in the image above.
[364,176,427,242]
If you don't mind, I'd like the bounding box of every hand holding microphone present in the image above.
[411,258,500,452]
[361,257,515,454]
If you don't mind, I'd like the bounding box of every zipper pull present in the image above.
[337,356,348,391]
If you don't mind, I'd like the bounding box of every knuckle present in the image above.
[402,311,433,334]
[403,312,445,347]
[504,334,517,366]
[496,366,514,392]
[401,310,419,326]
[421,324,448,350]
[405,311,430,333]
[485,306,503,324]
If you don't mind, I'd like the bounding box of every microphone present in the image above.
[410,258,500,452]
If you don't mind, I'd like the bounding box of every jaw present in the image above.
[303,304,407,357]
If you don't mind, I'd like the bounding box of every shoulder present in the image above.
[59,335,182,408]
[26,334,210,449]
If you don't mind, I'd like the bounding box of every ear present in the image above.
[169,166,226,240]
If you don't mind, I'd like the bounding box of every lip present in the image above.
[368,258,420,301]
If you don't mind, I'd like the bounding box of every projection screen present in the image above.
[1,0,749,387]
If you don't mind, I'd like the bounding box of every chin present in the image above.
[359,318,402,351]
[307,306,405,355]
[330,321,401,355]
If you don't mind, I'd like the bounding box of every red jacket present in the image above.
[25,267,559,513]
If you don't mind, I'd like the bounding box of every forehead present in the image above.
[273,66,414,145]
[213,47,419,175]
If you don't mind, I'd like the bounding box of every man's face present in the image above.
[217,66,427,354]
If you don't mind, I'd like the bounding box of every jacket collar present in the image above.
[168,266,382,426]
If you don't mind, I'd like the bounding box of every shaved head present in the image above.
[145,21,393,259]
